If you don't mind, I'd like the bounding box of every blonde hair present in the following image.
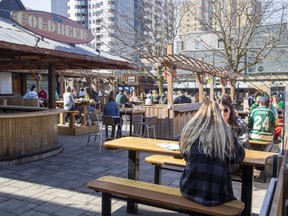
[179,100,235,161]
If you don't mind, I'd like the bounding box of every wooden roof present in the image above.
[141,54,237,79]
[57,69,143,78]
[0,18,137,72]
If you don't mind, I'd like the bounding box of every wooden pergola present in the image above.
[141,45,237,105]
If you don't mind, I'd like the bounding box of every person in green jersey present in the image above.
[248,96,276,151]
[276,96,284,110]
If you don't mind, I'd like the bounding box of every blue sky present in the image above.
[21,0,51,12]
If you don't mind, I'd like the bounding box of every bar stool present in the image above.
[131,114,144,136]
[136,116,156,139]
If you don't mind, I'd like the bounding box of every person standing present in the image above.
[173,90,191,104]
[179,100,245,206]
[151,90,160,104]
[247,93,256,108]
[115,89,129,107]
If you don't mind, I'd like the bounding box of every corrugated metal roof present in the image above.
[0,17,137,71]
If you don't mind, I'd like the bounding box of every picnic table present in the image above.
[104,137,276,216]
[56,100,95,126]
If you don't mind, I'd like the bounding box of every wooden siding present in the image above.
[0,97,39,107]
[0,109,60,161]
[135,103,201,140]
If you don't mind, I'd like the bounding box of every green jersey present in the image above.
[248,105,276,142]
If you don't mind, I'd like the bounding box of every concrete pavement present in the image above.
[0,133,268,215]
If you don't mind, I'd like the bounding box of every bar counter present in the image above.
[0,108,63,166]
[135,103,201,140]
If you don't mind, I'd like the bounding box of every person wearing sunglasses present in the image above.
[218,95,249,149]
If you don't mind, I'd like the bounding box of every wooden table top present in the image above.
[104,137,276,167]
[104,137,178,155]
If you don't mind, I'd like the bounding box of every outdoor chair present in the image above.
[136,116,157,139]
[132,114,144,136]
[102,115,122,140]
[87,110,103,152]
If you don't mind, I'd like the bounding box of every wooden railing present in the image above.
[0,97,39,107]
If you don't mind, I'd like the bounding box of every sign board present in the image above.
[127,76,135,83]
[11,10,94,44]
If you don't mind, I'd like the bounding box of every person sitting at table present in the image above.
[248,96,276,151]
[63,86,80,123]
[23,84,38,99]
[103,92,121,138]
[129,91,139,102]
[116,89,129,107]
[218,94,249,149]
[38,89,48,107]
[179,100,245,206]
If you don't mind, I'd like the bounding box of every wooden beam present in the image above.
[48,64,56,109]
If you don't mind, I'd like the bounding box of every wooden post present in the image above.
[166,44,173,106]
[58,76,64,97]
[48,63,56,109]
[196,74,203,102]
[230,80,235,101]
[209,76,214,101]
[221,79,226,96]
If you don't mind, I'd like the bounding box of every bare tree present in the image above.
[97,0,192,94]
[183,0,288,75]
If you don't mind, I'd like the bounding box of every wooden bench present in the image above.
[145,154,278,184]
[145,154,185,184]
[59,110,80,128]
[87,176,245,216]
[249,140,273,152]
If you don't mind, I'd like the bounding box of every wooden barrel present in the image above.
[0,109,63,166]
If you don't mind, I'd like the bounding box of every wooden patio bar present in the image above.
[0,15,136,164]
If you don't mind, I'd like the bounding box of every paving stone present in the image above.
[0,199,28,211]
[11,202,38,214]
[0,134,268,216]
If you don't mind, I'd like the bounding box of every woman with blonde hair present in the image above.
[179,100,245,206]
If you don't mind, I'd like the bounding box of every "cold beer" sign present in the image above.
[11,10,94,44]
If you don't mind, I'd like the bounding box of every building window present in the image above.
[247,56,256,72]
[217,39,224,49]
[195,41,200,49]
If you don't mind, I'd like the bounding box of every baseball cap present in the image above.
[259,96,269,105]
